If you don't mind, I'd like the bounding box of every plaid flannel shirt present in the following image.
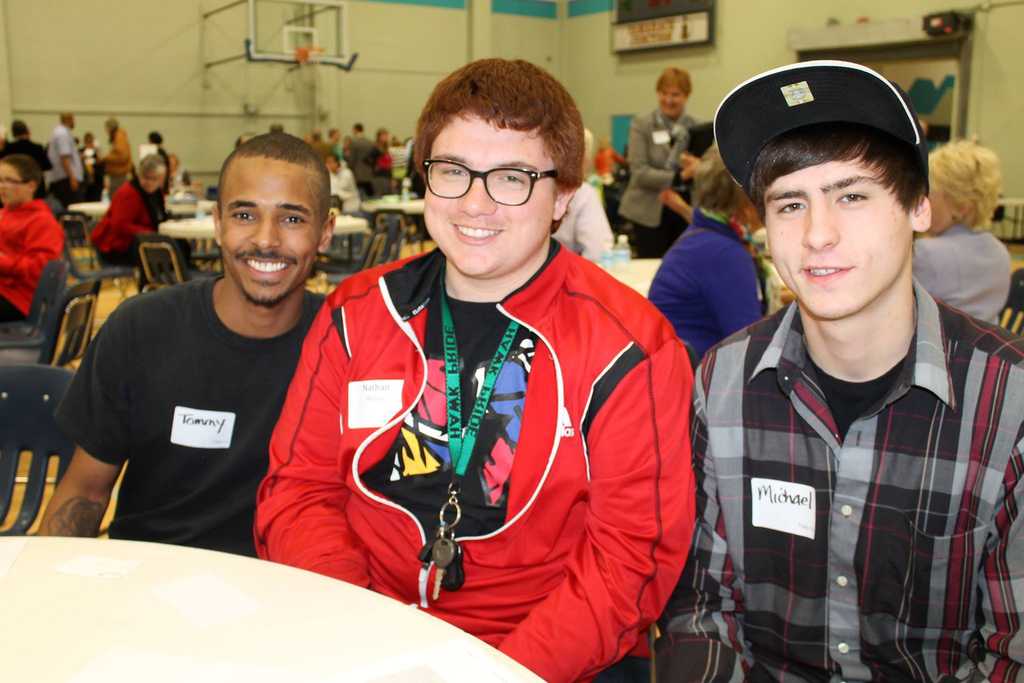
[658,284,1024,682]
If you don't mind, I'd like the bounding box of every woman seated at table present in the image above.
[913,139,1009,323]
[648,145,762,358]
[0,154,64,322]
[91,154,168,267]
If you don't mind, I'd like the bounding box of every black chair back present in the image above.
[0,365,76,535]
[48,279,101,366]
[1000,269,1024,335]
[21,260,69,333]
[137,234,187,290]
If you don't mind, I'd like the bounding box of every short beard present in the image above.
[240,286,292,309]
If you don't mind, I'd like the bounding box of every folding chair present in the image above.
[60,213,134,299]
[0,277,99,367]
[137,234,188,291]
[0,260,69,364]
[1000,269,1024,335]
[0,365,76,535]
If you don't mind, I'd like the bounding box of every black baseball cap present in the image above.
[714,60,929,196]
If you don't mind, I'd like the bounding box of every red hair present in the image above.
[414,59,584,190]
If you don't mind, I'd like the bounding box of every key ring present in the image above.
[439,481,462,529]
[438,498,462,529]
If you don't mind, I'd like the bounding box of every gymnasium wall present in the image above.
[0,0,1019,193]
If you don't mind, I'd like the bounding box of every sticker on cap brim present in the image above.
[781,81,814,107]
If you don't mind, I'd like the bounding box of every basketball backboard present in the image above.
[246,0,356,70]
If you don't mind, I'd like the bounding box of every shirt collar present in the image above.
[749,281,954,409]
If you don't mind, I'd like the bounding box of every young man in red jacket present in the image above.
[256,59,696,682]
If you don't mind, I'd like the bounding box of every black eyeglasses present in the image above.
[423,159,558,207]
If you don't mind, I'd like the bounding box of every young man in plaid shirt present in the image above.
[658,60,1024,681]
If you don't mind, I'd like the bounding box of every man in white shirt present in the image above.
[326,152,360,213]
[46,112,84,208]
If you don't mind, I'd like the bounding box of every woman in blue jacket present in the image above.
[648,145,763,358]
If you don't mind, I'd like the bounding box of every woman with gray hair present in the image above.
[913,139,1009,322]
[647,144,763,357]
[92,153,168,267]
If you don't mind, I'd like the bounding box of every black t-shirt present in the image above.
[56,278,323,556]
[811,355,905,442]
[363,285,537,538]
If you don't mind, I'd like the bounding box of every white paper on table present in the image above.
[55,554,142,579]
[150,573,260,628]
[338,638,521,683]
[0,537,27,577]
[69,647,295,683]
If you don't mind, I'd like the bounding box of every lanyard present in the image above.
[439,289,520,477]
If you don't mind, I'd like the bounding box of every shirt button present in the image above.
[841,504,853,517]
[836,575,848,587]
[837,642,850,654]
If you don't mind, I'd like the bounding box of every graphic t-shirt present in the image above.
[363,286,536,538]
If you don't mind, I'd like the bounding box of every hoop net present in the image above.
[294,45,326,65]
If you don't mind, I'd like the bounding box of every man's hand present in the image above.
[61,155,78,192]
[660,188,693,222]
[679,152,700,181]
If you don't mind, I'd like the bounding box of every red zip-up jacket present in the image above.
[0,198,64,315]
[256,246,695,682]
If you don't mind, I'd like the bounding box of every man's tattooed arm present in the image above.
[38,497,107,536]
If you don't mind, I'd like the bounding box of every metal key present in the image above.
[431,537,458,599]
[441,541,465,591]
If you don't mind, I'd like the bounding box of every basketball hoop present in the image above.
[294,45,325,65]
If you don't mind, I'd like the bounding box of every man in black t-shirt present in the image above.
[0,120,52,199]
[39,133,333,556]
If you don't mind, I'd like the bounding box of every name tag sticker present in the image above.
[170,406,235,449]
[348,379,404,429]
[750,477,816,539]
[651,130,671,145]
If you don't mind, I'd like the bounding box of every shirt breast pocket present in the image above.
[896,520,989,631]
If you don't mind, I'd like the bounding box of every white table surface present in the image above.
[0,537,542,683]
[66,201,111,217]
[362,198,425,215]
[608,258,661,297]
[159,213,369,240]
[68,200,216,218]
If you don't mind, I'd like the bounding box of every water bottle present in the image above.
[101,187,110,203]
[400,176,412,202]
[598,250,614,271]
[612,234,631,269]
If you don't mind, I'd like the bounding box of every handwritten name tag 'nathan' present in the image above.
[750,477,816,540]
[170,407,235,449]
[348,379,404,429]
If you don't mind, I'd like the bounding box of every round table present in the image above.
[159,214,369,240]
[607,258,662,297]
[0,537,542,682]
[362,198,425,216]
[65,201,110,218]
[68,200,216,219]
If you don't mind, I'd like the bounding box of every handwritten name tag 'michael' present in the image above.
[750,477,816,540]
[170,406,235,449]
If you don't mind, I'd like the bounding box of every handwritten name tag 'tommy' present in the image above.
[170,406,235,449]
[750,477,816,540]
